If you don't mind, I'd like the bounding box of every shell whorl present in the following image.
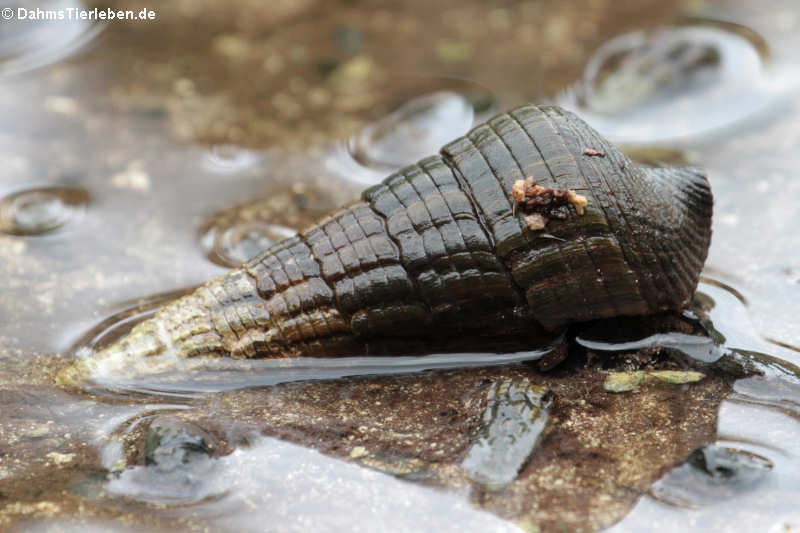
[98,104,712,361]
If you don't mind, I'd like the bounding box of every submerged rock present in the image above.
[604,370,706,392]
[144,417,217,473]
[354,453,433,481]
[106,417,222,505]
[650,444,773,508]
[461,377,551,491]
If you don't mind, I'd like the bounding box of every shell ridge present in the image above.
[484,114,586,323]
[643,167,713,283]
[403,163,476,314]
[505,110,600,324]
[500,113,620,321]
[670,167,713,255]
[456,133,540,307]
[418,156,525,314]
[394,165,451,311]
[361,177,437,322]
[465,125,547,290]
[159,291,211,357]
[577,114,700,306]
[344,205,392,303]
[259,252,312,354]
[438,149,530,310]
[546,106,662,313]
[566,115,695,301]
[297,231,352,338]
[323,213,370,321]
[417,147,501,312]
[329,206,391,338]
[524,109,640,319]
[483,116,601,321]
[225,271,264,358]
[280,240,329,351]
[290,236,348,352]
[350,203,409,321]
[438,153,497,249]
[554,109,673,310]
[299,228,352,324]
[204,277,245,357]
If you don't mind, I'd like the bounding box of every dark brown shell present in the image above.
[100,104,712,361]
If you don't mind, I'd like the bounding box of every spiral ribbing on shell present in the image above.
[99,104,712,361]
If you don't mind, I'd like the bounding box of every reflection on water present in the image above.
[648,444,774,508]
[605,279,800,530]
[461,378,551,492]
[104,436,524,533]
[611,373,800,532]
[576,330,723,364]
[76,336,562,395]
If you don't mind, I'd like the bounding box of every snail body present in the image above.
[101,105,712,361]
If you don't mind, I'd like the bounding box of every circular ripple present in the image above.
[200,144,262,175]
[68,287,197,356]
[328,79,497,185]
[559,20,783,143]
[0,185,89,236]
[201,221,297,267]
[348,91,475,171]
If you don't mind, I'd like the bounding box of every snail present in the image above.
[95,105,712,362]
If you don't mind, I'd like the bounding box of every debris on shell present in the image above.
[524,213,548,230]
[511,178,529,205]
[512,177,588,230]
[583,148,605,157]
[567,189,587,215]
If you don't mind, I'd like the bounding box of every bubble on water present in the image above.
[559,20,790,143]
[348,91,475,171]
[0,185,89,236]
[0,0,105,76]
[201,221,297,267]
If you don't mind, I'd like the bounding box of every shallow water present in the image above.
[2,0,800,531]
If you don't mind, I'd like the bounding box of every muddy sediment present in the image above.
[0,342,732,532]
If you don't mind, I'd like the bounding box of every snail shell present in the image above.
[100,105,712,361]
